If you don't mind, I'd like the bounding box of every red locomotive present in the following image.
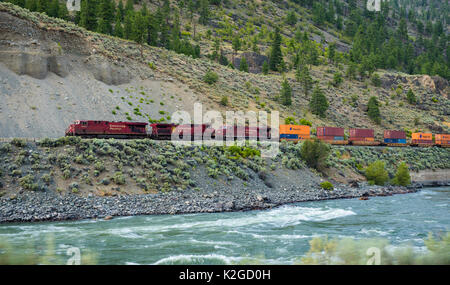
[65,120,148,139]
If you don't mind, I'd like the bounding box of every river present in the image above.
[0,187,448,264]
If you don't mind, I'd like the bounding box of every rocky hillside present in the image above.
[0,2,449,139]
[0,137,448,199]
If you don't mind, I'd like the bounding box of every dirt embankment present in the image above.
[410,169,450,187]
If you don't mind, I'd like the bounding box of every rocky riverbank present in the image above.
[0,183,417,223]
[0,138,448,223]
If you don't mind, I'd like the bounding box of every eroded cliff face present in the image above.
[411,169,450,183]
[0,7,199,138]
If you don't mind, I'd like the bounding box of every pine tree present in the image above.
[58,1,69,20]
[296,65,313,96]
[327,42,336,64]
[80,0,98,31]
[239,57,249,72]
[25,0,38,12]
[309,85,328,117]
[36,0,48,13]
[114,17,124,38]
[117,0,124,20]
[269,27,284,72]
[280,78,292,106]
[123,10,134,40]
[367,96,381,124]
[262,60,269,75]
[406,89,416,104]
[232,35,241,65]
[125,0,133,12]
[199,0,209,25]
[133,11,147,58]
[48,0,59,18]
[392,162,411,186]
[147,14,159,46]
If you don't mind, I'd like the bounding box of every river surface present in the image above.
[0,187,449,264]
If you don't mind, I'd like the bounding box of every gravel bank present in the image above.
[0,184,418,223]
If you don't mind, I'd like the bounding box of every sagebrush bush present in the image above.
[365,160,389,186]
[301,139,330,171]
[203,71,219,84]
[320,181,334,190]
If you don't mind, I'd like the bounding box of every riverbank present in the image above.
[0,183,420,223]
[0,139,449,222]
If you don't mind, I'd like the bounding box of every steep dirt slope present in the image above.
[0,3,448,139]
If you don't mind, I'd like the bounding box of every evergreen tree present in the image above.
[367,96,381,124]
[58,1,69,20]
[25,0,38,12]
[280,78,292,106]
[309,85,328,117]
[48,0,59,18]
[147,14,159,46]
[262,60,269,75]
[125,0,133,12]
[239,57,249,72]
[133,11,147,57]
[117,0,124,20]
[269,27,284,72]
[114,17,124,38]
[296,65,313,96]
[286,10,297,26]
[36,0,48,13]
[365,160,389,186]
[406,88,416,104]
[199,0,209,25]
[123,10,134,40]
[80,0,98,31]
[392,162,411,186]
[327,42,336,64]
[232,35,241,64]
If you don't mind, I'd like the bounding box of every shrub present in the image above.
[203,71,219,84]
[94,161,105,173]
[406,89,416,104]
[19,175,38,191]
[113,172,126,185]
[220,95,229,106]
[392,162,411,186]
[365,160,389,186]
[320,181,334,190]
[11,138,26,147]
[0,143,12,153]
[371,73,381,87]
[367,96,381,124]
[301,139,331,171]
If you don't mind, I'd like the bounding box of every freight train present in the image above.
[65,120,450,147]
